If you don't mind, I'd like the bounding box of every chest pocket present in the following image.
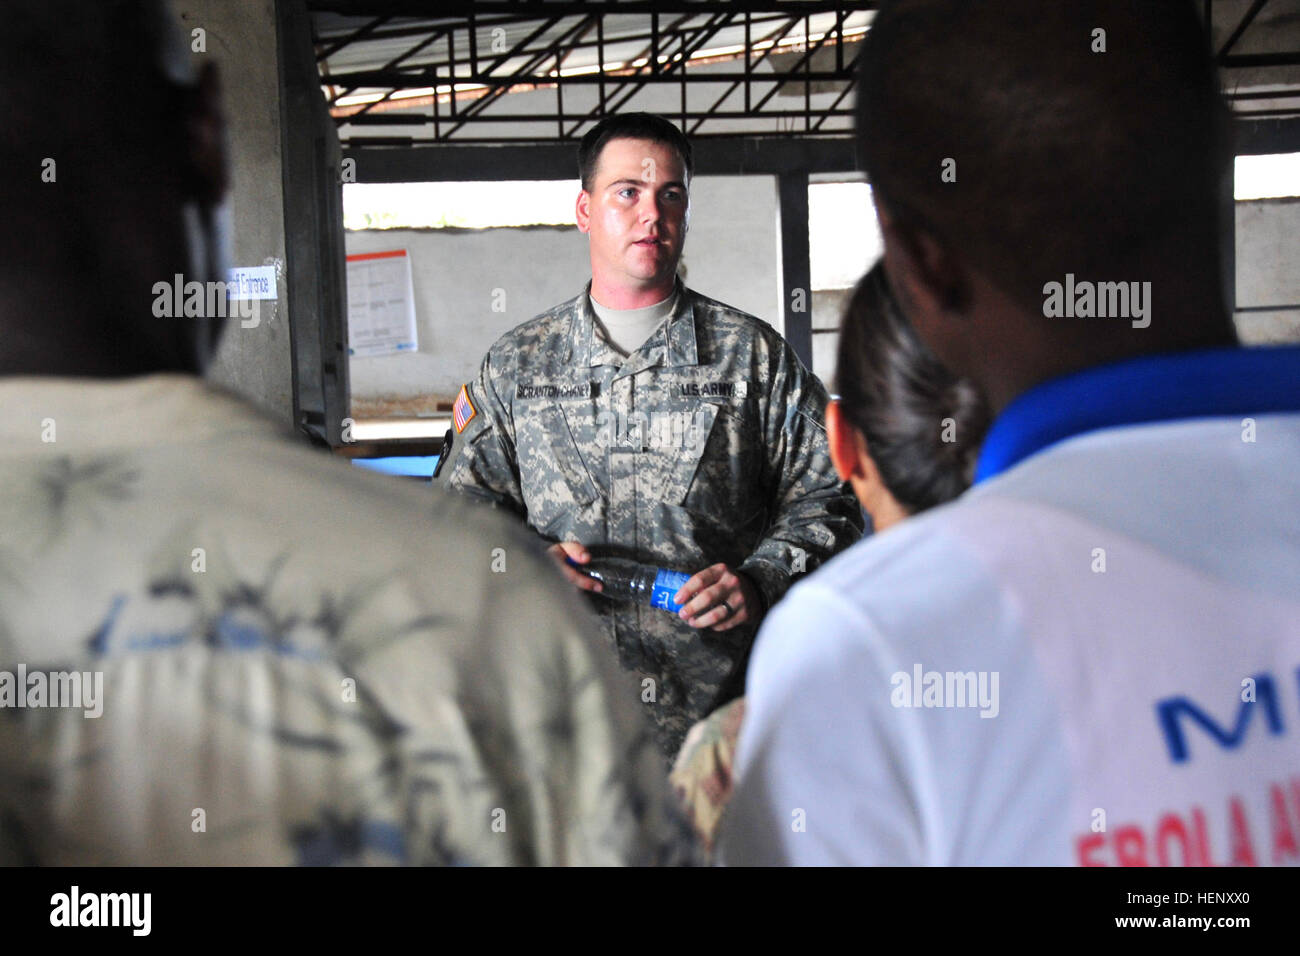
[515,404,599,531]
[655,399,765,526]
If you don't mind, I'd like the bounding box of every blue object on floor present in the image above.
[353,455,439,478]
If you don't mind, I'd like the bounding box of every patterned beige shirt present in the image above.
[0,375,696,865]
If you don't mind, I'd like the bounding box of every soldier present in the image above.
[435,112,864,757]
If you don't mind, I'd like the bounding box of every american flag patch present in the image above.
[452,384,477,433]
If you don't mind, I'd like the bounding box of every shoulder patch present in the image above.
[452,383,477,433]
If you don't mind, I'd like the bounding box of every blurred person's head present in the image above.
[827,262,990,531]
[0,0,228,378]
[855,0,1236,414]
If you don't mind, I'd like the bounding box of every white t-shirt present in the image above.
[719,408,1300,866]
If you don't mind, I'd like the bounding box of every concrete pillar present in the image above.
[171,0,294,428]
[778,171,813,369]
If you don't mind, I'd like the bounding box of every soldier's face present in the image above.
[576,137,689,293]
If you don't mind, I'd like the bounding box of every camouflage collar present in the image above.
[569,279,700,369]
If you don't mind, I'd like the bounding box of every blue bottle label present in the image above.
[650,570,691,613]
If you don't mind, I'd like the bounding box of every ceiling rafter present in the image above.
[311,1,1300,148]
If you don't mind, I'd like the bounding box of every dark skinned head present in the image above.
[0,0,228,378]
[856,0,1236,413]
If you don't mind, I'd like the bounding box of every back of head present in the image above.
[0,0,221,376]
[835,262,990,513]
[856,0,1231,316]
[578,112,694,191]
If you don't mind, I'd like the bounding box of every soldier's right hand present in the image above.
[547,540,603,593]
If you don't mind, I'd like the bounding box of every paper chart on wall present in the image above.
[346,249,419,357]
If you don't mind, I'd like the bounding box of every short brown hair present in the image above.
[577,113,694,192]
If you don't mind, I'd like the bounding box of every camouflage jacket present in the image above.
[435,281,864,756]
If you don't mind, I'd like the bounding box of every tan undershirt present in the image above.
[589,289,678,357]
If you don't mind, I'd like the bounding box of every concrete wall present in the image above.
[812,287,853,389]
[346,174,779,415]
[347,191,1300,414]
[800,196,1300,393]
[172,0,293,428]
[1235,197,1300,344]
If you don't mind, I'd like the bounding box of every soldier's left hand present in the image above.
[675,564,760,631]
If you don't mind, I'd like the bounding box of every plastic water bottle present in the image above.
[568,557,692,614]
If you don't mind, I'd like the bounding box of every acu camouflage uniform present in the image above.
[435,281,864,757]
